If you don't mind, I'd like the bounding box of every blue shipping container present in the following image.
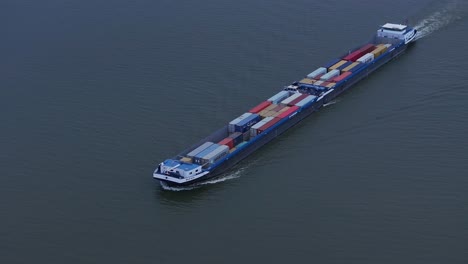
[336,61,353,71]
[348,62,366,73]
[235,114,261,133]
[323,58,341,69]
[228,132,243,146]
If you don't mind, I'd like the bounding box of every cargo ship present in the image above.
[154,23,417,186]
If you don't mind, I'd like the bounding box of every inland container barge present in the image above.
[154,23,417,186]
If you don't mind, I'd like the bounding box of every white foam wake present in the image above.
[160,167,245,191]
[323,100,338,107]
[414,1,466,40]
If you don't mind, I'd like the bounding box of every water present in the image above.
[1,0,468,263]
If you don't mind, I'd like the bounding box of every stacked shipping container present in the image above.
[249,101,272,114]
[343,44,376,61]
[229,113,261,133]
[181,41,392,167]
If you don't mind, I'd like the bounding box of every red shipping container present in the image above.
[313,74,323,80]
[278,106,300,119]
[218,137,234,149]
[249,101,272,114]
[321,81,330,87]
[331,71,352,82]
[287,94,309,106]
[343,44,376,61]
[258,118,282,133]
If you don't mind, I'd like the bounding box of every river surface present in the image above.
[1,0,468,263]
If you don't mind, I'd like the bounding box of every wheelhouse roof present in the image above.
[382,23,407,31]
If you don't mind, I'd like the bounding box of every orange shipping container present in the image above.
[342,62,361,72]
[329,60,347,70]
[299,78,315,84]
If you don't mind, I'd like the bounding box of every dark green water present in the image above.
[2,0,468,263]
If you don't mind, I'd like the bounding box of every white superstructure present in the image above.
[377,23,417,44]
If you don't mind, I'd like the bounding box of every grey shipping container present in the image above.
[306,67,327,79]
[295,95,317,107]
[280,93,302,105]
[320,69,340,81]
[201,145,229,164]
[193,144,220,164]
[267,91,290,104]
[187,142,214,158]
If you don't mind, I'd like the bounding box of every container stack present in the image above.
[343,44,376,62]
[287,94,309,106]
[336,61,353,71]
[267,91,290,104]
[328,60,348,71]
[256,118,282,135]
[342,62,361,72]
[357,53,374,63]
[249,101,272,114]
[193,143,221,164]
[280,93,303,105]
[330,71,352,82]
[259,104,290,118]
[307,67,327,79]
[278,105,300,118]
[229,113,261,133]
[250,117,275,137]
[320,69,340,81]
[371,44,388,59]
[299,78,315,85]
[200,145,230,165]
[294,95,317,108]
[258,104,278,117]
[323,58,341,69]
[186,142,215,162]
[218,137,234,149]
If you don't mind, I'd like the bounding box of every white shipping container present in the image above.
[295,95,317,107]
[307,67,327,78]
[320,69,340,81]
[267,90,290,104]
[357,53,375,63]
[280,93,302,105]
